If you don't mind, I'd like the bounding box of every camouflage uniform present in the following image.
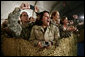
[50,19,61,29]
[59,25,72,38]
[8,7,22,37]
[50,19,56,26]
[50,19,61,45]
[6,7,34,39]
[20,22,35,40]
[50,19,61,37]
[29,24,60,47]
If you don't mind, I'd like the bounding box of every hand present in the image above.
[74,27,78,31]
[38,41,42,48]
[68,26,75,31]
[70,26,77,31]
[20,3,30,10]
[78,22,84,25]
[34,6,39,12]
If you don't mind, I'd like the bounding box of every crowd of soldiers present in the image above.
[1,3,83,49]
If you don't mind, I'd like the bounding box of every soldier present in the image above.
[51,11,60,27]
[1,3,35,40]
[72,14,79,27]
[29,11,60,48]
[50,11,61,41]
[1,19,13,37]
[19,11,31,40]
[60,16,77,38]
[72,14,84,38]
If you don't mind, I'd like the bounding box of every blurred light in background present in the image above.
[80,15,84,19]
[79,14,84,21]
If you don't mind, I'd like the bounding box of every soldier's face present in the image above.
[73,15,78,19]
[20,12,29,23]
[63,17,68,24]
[56,19,60,24]
[42,12,50,26]
[53,12,60,21]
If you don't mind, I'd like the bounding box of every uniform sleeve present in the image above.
[29,26,39,46]
[54,26,60,46]
[8,7,22,37]
[54,26,60,41]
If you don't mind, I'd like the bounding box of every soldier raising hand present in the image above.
[4,3,35,39]
[20,3,30,10]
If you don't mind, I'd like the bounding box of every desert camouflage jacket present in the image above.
[29,24,60,46]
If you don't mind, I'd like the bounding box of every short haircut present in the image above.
[35,10,49,26]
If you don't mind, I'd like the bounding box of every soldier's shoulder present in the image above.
[8,12,13,17]
[13,7,20,12]
[50,24,58,28]
[32,25,40,30]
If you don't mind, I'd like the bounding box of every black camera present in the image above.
[30,5,35,10]
[41,41,50,47]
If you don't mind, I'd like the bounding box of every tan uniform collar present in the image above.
[52,19,56,24]
[39,25,50,33]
